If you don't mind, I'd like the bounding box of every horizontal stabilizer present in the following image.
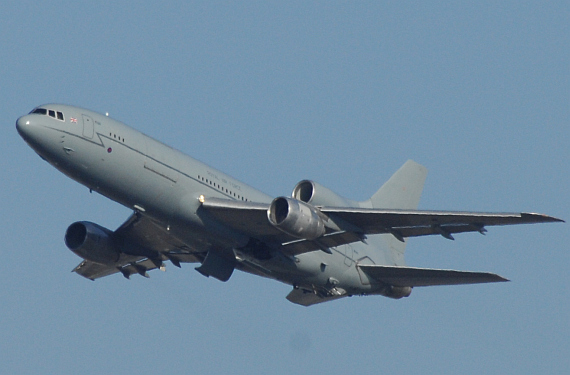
[358,264,508,287]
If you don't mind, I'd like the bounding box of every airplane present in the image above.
[16,104,563,306]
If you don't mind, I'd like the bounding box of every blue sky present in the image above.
[1,1,568,374]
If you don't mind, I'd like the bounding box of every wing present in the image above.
[200,197,563,254]
[199,198,289,241]
[322,208,564,241]
[200,198,355,255]
[358,265,509,286]
[73,213,201,280]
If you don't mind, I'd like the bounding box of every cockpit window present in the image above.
[29,107,65,122]
[31,108,47,115]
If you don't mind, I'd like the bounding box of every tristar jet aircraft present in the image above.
[16,104,563,306]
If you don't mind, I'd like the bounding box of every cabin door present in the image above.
[82,115,94,139]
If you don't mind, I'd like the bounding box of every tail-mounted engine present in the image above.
[65,221,120,265]
[267,197,326,240]
[292,180,359,207]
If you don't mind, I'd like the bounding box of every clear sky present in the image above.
[1,1,568,374]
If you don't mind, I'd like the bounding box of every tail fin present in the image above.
[368,160,427,210]
[363,160,427,263]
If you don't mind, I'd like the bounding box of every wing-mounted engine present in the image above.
[292,180,359,208]
[65,221,120,265]
[267,197,326,240]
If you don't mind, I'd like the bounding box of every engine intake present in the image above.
[292,180,359,207]
[267,197,326,240]
[65,221,120,265]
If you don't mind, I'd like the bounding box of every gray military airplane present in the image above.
[16,104,563,306]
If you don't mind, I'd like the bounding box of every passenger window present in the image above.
[49,110,56,118]
[57,112,64,121]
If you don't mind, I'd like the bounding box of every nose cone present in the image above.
[16,116,29,138]
[16,115,44,152]
[16,115,36,144]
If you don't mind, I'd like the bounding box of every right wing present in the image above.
[200,197,563,255]
[322,208,563,240]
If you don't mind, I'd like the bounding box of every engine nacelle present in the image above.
[267,197,326,240]
[65,221,120,265]
[292,180,359,208]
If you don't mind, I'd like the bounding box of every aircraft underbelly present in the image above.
[262,247,365,292]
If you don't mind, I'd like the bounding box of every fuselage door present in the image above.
[344,244,354,267]
[82,115,94,139]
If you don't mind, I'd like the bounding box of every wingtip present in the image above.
[522,213,565,223]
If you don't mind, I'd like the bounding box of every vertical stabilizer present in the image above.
[368,160,427,210]
[363,160,427,264]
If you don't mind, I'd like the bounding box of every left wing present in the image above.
[73,214,201,280]
[201,197,563,254]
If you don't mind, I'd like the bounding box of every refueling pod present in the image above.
[381,285,413,299]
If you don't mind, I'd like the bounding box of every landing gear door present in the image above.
[82,115,94,139]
